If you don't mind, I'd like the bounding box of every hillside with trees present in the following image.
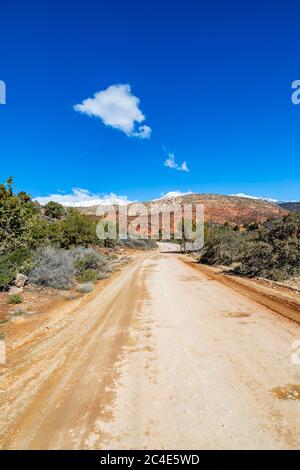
[0,178,155,293]
[200,213,300,281]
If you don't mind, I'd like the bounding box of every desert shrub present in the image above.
[200,213,300,281]
[72,246,105,271]
[71,246,110,281]
[246,222,259,231]
[120,239,134,248]
[97,272,110,280]
[0,247,33,289]
[131,239,146,249]
[53,209,99,249]
[265,212,300,240]
[30,246,113,289]
[0,255,18,289]
[77,282,94,293]
[237,241,275,277]
[201,225,248,266]
[237,213,300,280]
[0,178,52,255]
[103,238,117,248]
[76,269,98,283]
[0,178,42,252]
[101,264,115,273]
[95,220,117,248]
[26,216,51,250]
[174,218,205,251]
[120,255,132,264]
[8,294,22,304]
[44,201,66,219]
[107,252,118,260]
[145,239,158,249]
[239,235,300,280]
[29,247,76,289]
[11,309,27,317]
[0,180,107,288]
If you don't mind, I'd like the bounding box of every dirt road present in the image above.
[1,246,300,449]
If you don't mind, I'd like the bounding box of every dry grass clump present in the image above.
[224,311,251,318]
[271,384,300,401]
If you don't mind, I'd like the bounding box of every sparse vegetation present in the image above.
[29,246,117,289]
[29,247,77,289]
[11,309,27,317]
[0,248,33,289]
[8,294,22,304]
[96,272,110,280]
[2,176,297,290]
[77,282,94,293]
[53,209,99,249]
[199,213,300,281]
[76,269,98,283]
[0,178,117,290]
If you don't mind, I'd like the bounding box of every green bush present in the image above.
[239,234,300,280]
[26,216,50,250]
[53,209,98,249]
[200,213,300,281]
[201,225,247,266]
[44,201,66,219]
[73,247,105,272]
[0,178,115,290]
[0,177,40,252]
[72,247,112,282]
[76,269,98,283]
[8,294,22,304]
[0,247,33,289]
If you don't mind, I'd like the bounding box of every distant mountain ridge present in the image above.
[79,193,287,225]
[278,202,300,212]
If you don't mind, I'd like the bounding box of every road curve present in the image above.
[1,249,300,449]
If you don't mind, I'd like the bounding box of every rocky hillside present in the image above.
[147,194,287,225]
[79,193,287,226]
[278,202,300,212]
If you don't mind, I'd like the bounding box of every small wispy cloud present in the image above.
[34,188,132,207]
[230,193,278,203]
[163,147,189,172]
[74,84,151,139]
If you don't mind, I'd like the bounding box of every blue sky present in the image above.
[0,0,300,202]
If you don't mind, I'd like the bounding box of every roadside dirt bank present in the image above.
[182,258,300,325]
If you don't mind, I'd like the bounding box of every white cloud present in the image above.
[180,161,189,172]
[34,188,132,207]
[136,125,152,139]
[163,148,189,172]
[154,190,193,200]
[230,193,278,203]
[74,84,151,139]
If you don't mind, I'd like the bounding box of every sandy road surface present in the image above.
[0,245,300,449]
